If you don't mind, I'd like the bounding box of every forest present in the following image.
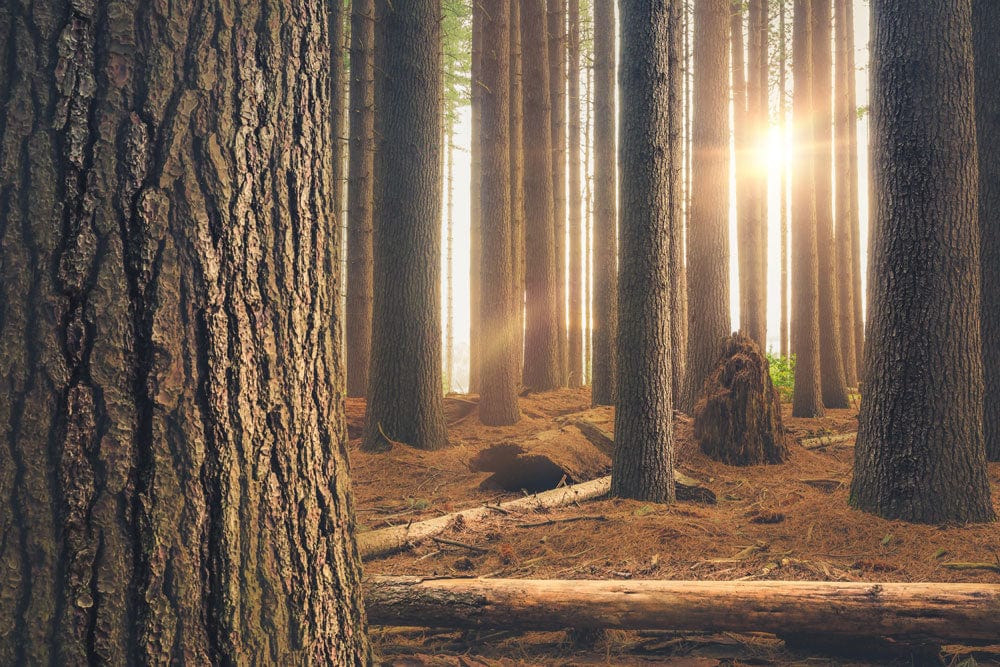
[0,0,998,665]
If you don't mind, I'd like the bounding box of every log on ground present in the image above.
[364,576,1000,644]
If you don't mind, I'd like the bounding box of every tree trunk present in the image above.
[365,577,1000,644]
[0,1,371,662]
[347,0,376,398]
[846,0,864,377]
[522,0,562,392]
[445,130,455,393]
[791,0,825,418]
[850,0,995,523]
[591,0,618,406]
[511,0,527,381]
[549,0,569,386]
[683,0,731,414]
[834,0,858,387]
[470,5,483,394]
[584,61,594,386]
[974,0,1000,462]
[568,0,584,389]
[480,0,522,426]
[612,0,676,504]
[365,0,450,451]
[779,0,790,359]
[812,0,850,409]
[670,0,688,404]
[747,0,768,349]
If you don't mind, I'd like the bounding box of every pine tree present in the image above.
[568,0,585,388]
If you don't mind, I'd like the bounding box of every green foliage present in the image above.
[443,0,472,126]
[767,352,795,403]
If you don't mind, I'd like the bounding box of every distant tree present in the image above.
[511,0,527,377]
[834,0,858,387]
[851,0,995,523]
[846,0,864,375]
[612,0,678,503]
[683,0,731,414]
[568,0,585,388]
[522,0,563,391]
[0,0,372,661]
[591,0,618,406]
[779,0,790,359]
[812,0,850,408]
[791,0,825,417]
[365,0,450,451]
[550,0,570,385]
[470,4,483,394]
[480,0,522,425]
[347,0,375,398]
[670,0,688,402]
[974,0,1000,461]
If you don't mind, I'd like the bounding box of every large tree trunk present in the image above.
[834,0,858,387]
[0,1,371,663]
[568,0,584,389]
[511,0,527,380]
[612,0,676,503]
[365,0,450,451]
[846,0,865,376]
[974,0,1000,462]
[366,577,1000,644]
[549,0,569,386]
[470,5,483,394]
[779,0,790,359]
[683,0,731,414]
[480,0,522,426]
[591,0,618,406]
[850,0,995,523]
[791,0,825,418]
[347,0,376,398]
[522,0,562,392]
[812,0,850,409]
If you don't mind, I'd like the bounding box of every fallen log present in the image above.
[364,576,1000,643]
[801,432,857,449]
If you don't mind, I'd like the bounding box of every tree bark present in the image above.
[470,5,483,394]
[522,0,562,392]
[850,0,995,523]
[0,1,371,663]
[365,577,1000,644]
[974,0,1000,462]
[591,0,618,406]
[812,0,850,409]
[511,0,527,380]
[549,0,569,386]
[480,0,522,426]
[568,0,584,389]
[612,0,676,504]
[683,0,732,414]
[365,0,450,451]
[834,0,858,387]
[791,0,825,418]
[347,0,376,398]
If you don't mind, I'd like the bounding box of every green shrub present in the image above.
[767,352,795,403]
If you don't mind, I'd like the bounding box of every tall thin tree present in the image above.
[522,0,563,391]
[670,0,689,402]
[791,0,825,417]
[683,0,731,413]
[974,0,1000,461]
[470,5,483,394]
[613,0,678,503]
[846,0,864,375]
[592,0,618,405]
[568,0,584,388]
[550,0,570,384]
[779,0,790,359]
[851,0,994,523]
[365,0,450,451]
[512,0,527,377]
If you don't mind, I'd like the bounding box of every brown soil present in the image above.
[348,389,1000,667]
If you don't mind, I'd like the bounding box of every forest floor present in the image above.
[348,388,1000,667]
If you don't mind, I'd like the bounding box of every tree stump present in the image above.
[693,333,789,465]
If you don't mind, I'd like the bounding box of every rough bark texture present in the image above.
[812,0,850,409]
[694,335,789,466]
[791,0,825,418]
[846,0,864,376]
[669,0,688,405]
[850,0,995,523]
[347,0,376,398]
[511,0,526,379]
[365,0,449,451]
[683,0,731,414]
[480,0,522,426]
[834,0,858,387]
[612,0,676,504]
[974,0,1000,462]
[366,577,1000,643]
[522,0,562,392]
[549,0,569,385]
[591,0,618,406]
[470,6,483,394]
[0,0,372,663]
[568,0,583,389]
